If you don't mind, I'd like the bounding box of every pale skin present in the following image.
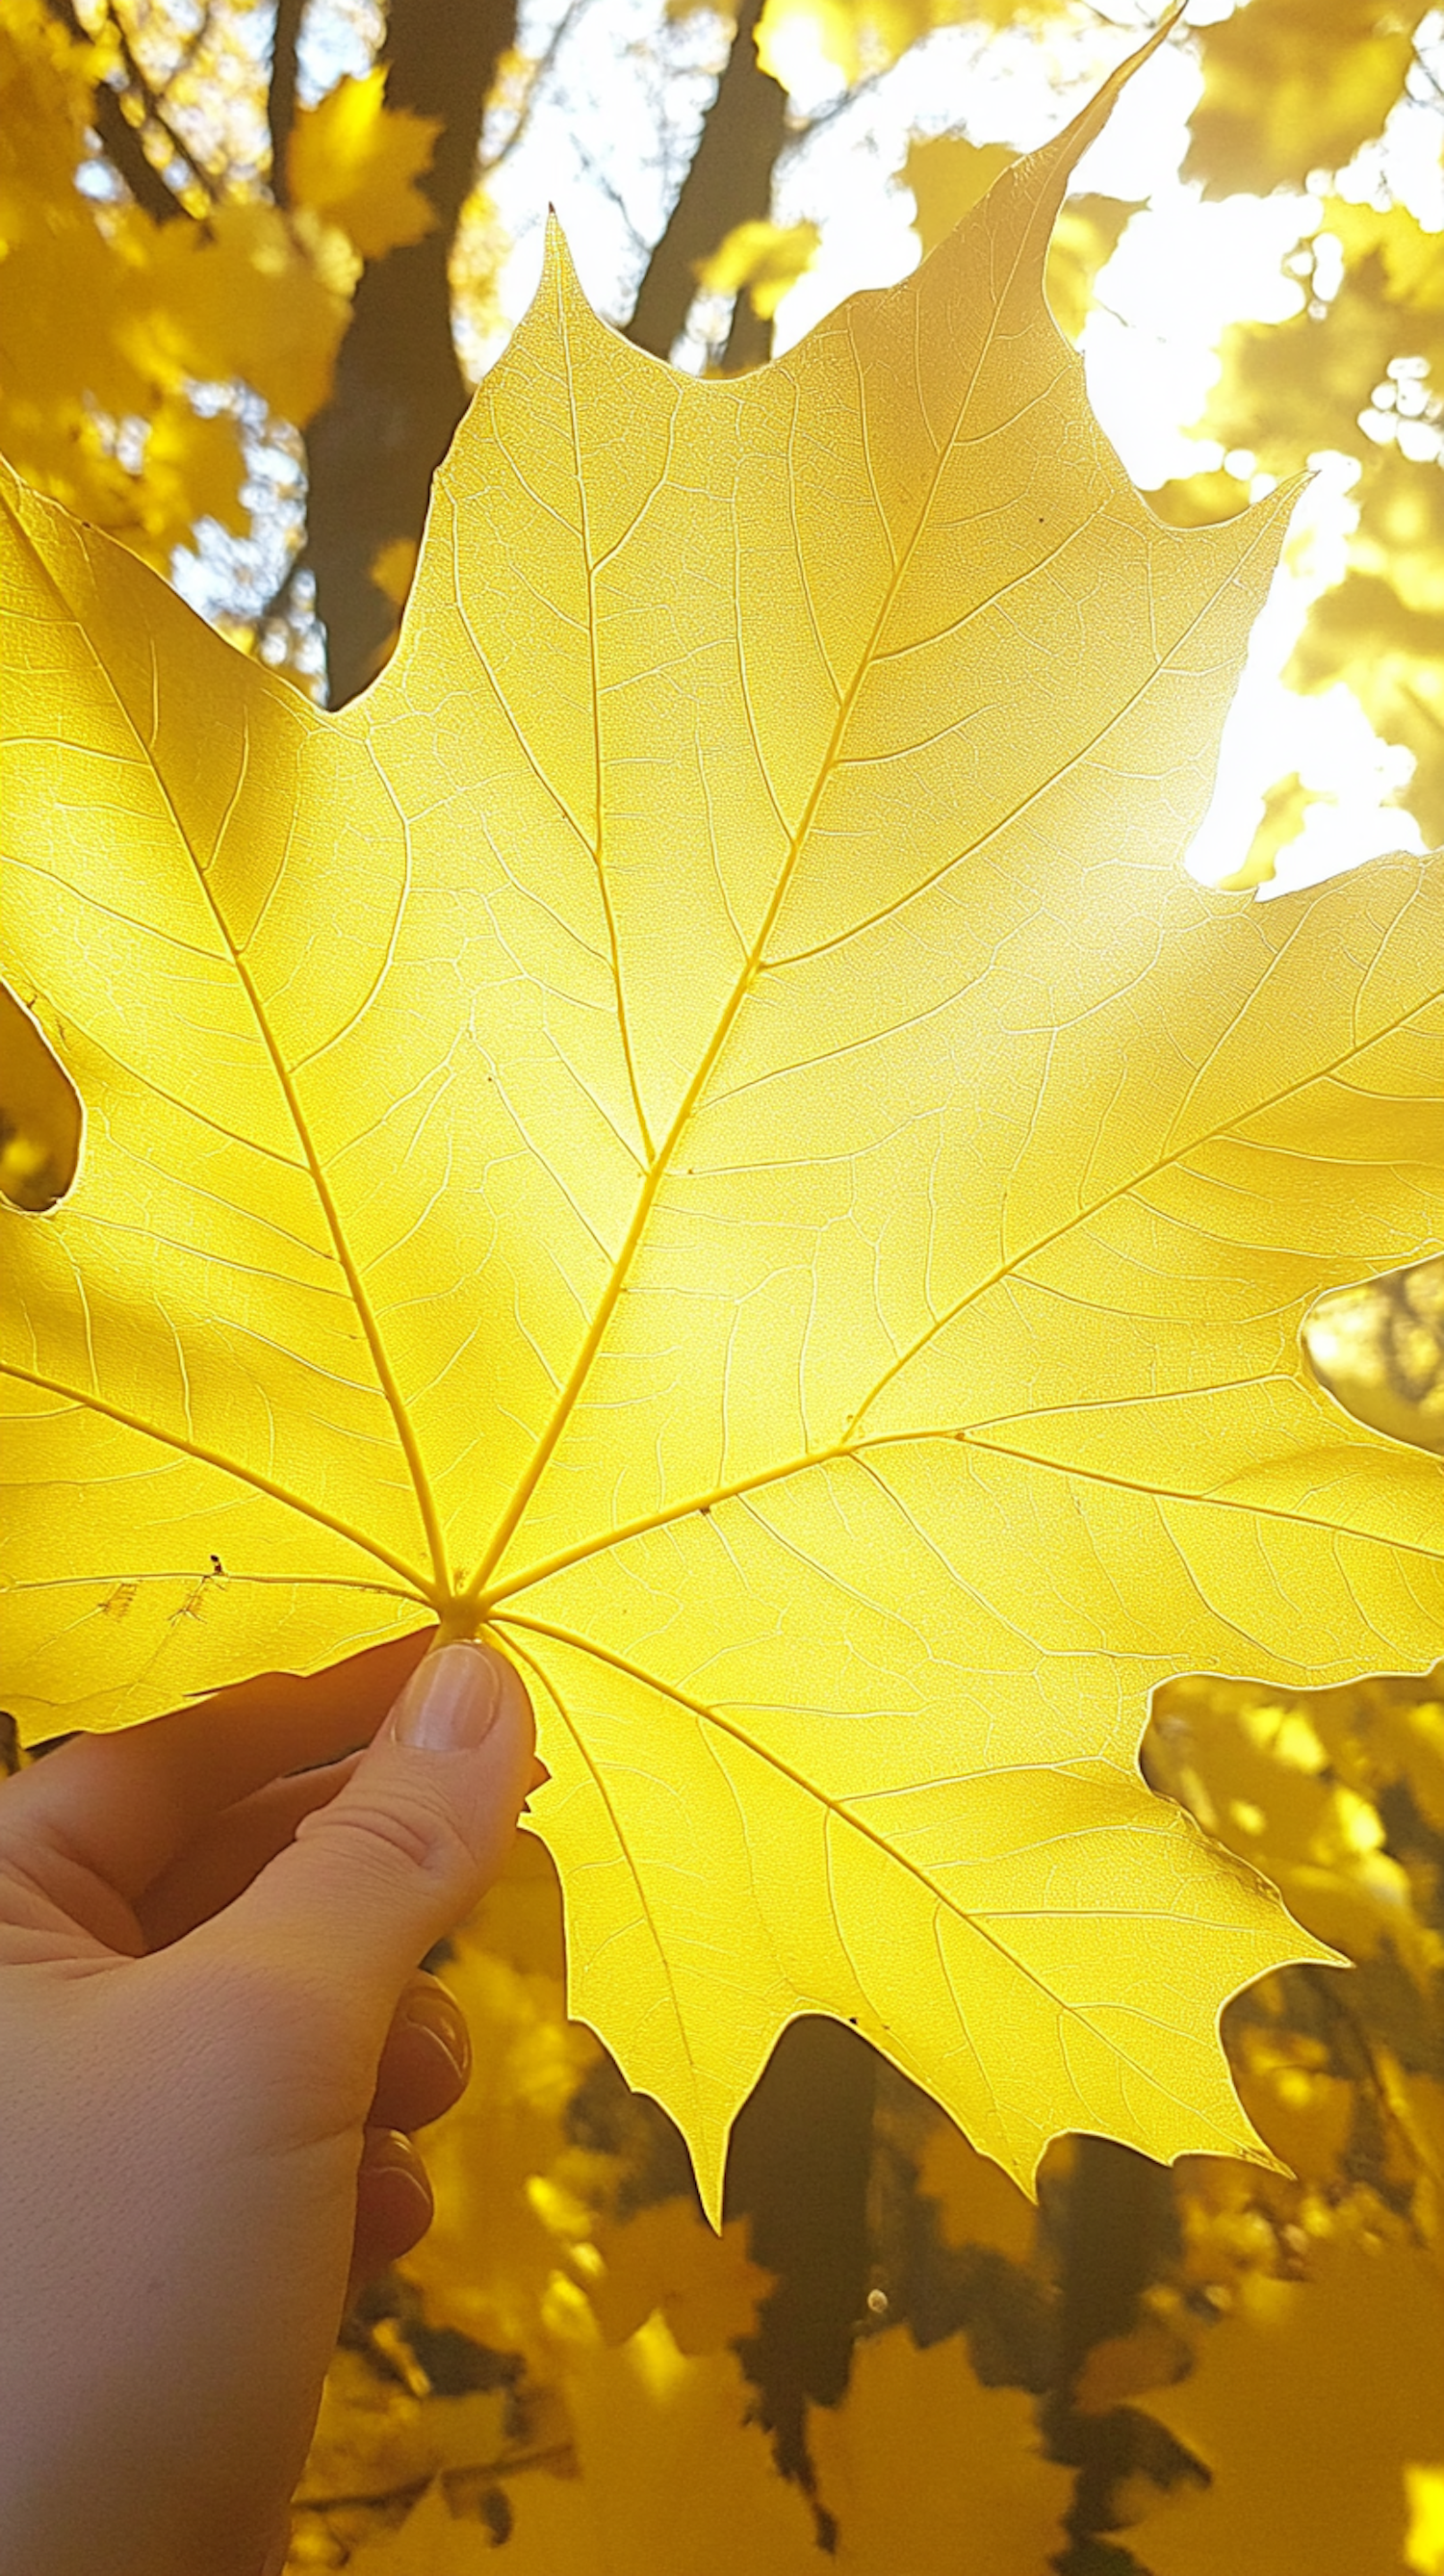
[0,1630,538,2576]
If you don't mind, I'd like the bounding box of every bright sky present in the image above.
[243,0,1444,890]
[466,1,1441,895]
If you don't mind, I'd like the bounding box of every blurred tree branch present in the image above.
[626,0,788,367]
[47,0,192,221]
[266,0,305,208]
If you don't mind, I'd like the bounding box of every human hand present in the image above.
[0,1631,536,2576]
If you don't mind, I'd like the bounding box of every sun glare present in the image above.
[485,8,1433,893]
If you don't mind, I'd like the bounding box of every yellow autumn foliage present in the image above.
[1306,1256,1444,1457]
[1132,2238,1444,2576]
[288,70,441,264]
[695,218,821,319]
[284,1635,1441,2567]
[4,9,1444,2569]
[1187,0,1435,195]
[15,49,1435,2219]
[0,0,451,575]
[1148,1667,1444,1987]
[1192,113,1444,853]
[757,0,1051,89]
[808,2325,1074,2570]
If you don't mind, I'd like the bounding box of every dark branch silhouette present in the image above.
[626,0,787,368]
[47,0,194,224]
[266,0,305,207]
[297,0,518,706]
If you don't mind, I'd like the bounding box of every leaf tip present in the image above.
[539,202,580,300]
[1045,14,1184,196]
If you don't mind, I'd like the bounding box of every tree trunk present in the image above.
[48,0,191,225]
[626,0,787,368]
[299,0,516,707]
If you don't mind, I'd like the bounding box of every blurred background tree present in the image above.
[1152,0,1444,868]
[2,1,1442,2566]
[3,0,1440,803]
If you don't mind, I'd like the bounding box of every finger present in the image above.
[349,2126,434,2291]
[135,1754,365,1948]
[139,1750,547,1948]
[0,1630,433,1905]
[368,1972,471,2133]
[201,1640,534,2063]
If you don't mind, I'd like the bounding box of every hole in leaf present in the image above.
[0,980,82,1213]
[1302,1255,1444,1456]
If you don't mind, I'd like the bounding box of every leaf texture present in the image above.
[3,51,1443,2209]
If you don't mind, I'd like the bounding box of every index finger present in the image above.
[0,1628,433,1904]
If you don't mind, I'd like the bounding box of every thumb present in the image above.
[218,1638,535,2013]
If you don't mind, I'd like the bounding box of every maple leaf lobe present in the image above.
[3,40,1442,2217]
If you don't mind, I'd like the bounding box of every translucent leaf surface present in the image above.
[4,53,1442,2211]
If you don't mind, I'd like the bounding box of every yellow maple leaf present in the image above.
[759,0,1039,88]
[557,2319,829,2572]
[1130,2235,1444,2576]
[584,2196,773,2353]
[808,2323,1075,2570]
[131,199,356,428]
[904,140,1136,343]
[3,47,1442,2217]
[696,218,821,321]
[1187,0,1434,196]
[288,67,441,264]
[1219,768,1330,892]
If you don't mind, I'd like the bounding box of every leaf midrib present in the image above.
[464,186,1061,1597]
